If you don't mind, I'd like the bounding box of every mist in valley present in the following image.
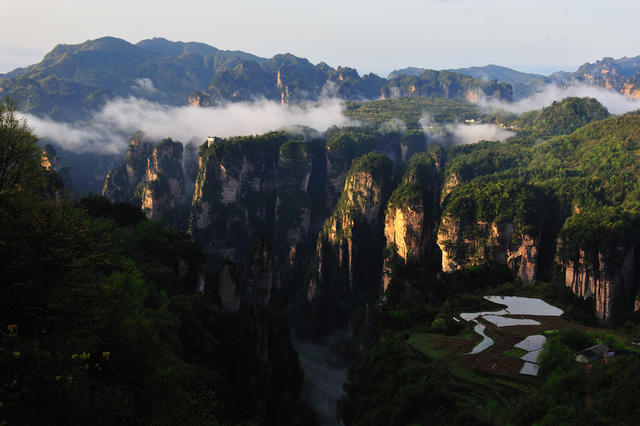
[294,340,348,426]
[20,96,355,154]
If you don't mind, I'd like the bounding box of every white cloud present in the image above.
[132,78,157,93]
[478,81,640,115]
[379,117,407,133]
[445,123,514,144]
[21,97,354,154]
[419,112,514,145]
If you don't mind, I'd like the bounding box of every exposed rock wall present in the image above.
[385,203,425,263]
[103,135,189,229]
[103,133,154,203]
[140,138,186,227]
[307,154,393,345]
[189,133,327,269]
[436,217,540,283]
[576,57,640,98]
[561,247,635,320]
[40,145,72,202]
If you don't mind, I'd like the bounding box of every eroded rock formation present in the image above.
[436,217,540,284]
[103,134,189,229]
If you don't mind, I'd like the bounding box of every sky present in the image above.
[2,0,639,77]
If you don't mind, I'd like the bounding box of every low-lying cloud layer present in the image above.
[480,81,640,115]
[22,97,354,154]
[446,123,515,144]
[21,80,640,154]
[419,113,514,145]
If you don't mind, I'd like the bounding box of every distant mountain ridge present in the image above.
[2,36,640,120]
[390,56,640,100]
[0,36,510,120]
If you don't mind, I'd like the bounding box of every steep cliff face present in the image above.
[382,153,441,293]
[380,70,513,102]
[561,248,634,320]
[309,168,388,299]
[103,133,154,203]
[557,209,640,320]
[274,140,317,262]
[435,181,556,283]
[307,153,393,344]
[208,233,312,423]
[40,145,72,201]
[140,138,187,228]
[575,57,640,98]
[385,203,425,263]
[191,136,278,264]
[436,216,541,283]
[103,134,189,229]
[188,90,213,107]
[189,133,336,317]
[216,234,277,312]
[440,172,459,204]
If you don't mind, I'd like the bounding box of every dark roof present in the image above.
[576,344,610,362]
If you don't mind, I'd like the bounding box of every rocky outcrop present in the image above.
[507,233,539,284]
[380,70,513,103]
[40,145,69,202]
[440,172,459,204]
[274,140,325,262]
[381,153,441,293]
[307,154,393,343]
[556,208,640,320]
[436,217,540,283]
[215,235,277,312]
[103,134,189,229]
[140,138,187,228]
[188,90,213,107]
[190,132,309,266]
[385,203,425,263]
[561,247,635,320]
[576,57,640,99]
[103,133,153,203]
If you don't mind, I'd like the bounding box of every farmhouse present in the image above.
[575,344,610,363]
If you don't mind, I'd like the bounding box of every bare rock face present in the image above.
[381,153,442,295]
[576,57,640,98]
[188,90,213,107]
[309,163,390,301]
[190,133,327,270]
[40,145,71,202]
[307,153,392,312]
[103,134,153,203]
[216,235,277,312]
[436,214,464,272]
[440,172,459,204]
[245,234,276,308]
[562,247,635,320]
[507,233,539,284]
[305,153,393,350]
[436,216,540,283]
[190,150,271,263]
[385,203,425,262]
[383,202,427,292]
[103,135,188,229]
[140,139,186,227]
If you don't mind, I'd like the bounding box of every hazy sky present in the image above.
[2,0,639,76]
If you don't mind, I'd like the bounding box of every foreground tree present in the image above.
[0,98,42,195]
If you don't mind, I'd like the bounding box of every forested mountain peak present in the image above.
[135,37,219,57]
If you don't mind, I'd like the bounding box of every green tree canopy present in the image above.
[0,98,43,195]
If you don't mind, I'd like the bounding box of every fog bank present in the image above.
[21,97,354,154]
[294,340,347,426]
[479,82,640,115]
[419,113,514,145]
